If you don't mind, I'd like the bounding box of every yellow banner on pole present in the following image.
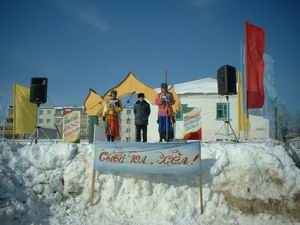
[237,71,250,132]
[13,83,37,135]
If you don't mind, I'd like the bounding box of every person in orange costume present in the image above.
[155,83,175,142]
[102,90,123,142]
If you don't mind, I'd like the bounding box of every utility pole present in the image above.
[164,68,168,84]
[275,107,278,140]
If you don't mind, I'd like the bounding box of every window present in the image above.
[127,109,131,115]
[55,118,62,124]
[39,110,43,115]
[216,103,229,121]
[39,119,43,123]
[47,110,51,114]
[126,128,130,133]
[126,118,131,124]
[55,109,63,116]
[175,104,194,121]
[47,119,51,123]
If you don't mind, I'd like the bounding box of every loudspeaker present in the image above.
[30,77,48,104]
[217,65,237,95]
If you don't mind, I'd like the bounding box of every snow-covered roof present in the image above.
[171,77,218,94]
[155,77,218,94]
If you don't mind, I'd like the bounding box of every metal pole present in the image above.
[13,82,15,140]
[198,141,203,214]
[241,41,247,139]
[239,41,243,139]
[244,35,250,139]
[2,120,5,139]
[85,114,88,140]
[224,96,230,136]
[2,108,6,139]
[36,105,40,144]
[275,107,278,140]
[166,108,169,142]
[165,69,168,142]
[164,68,168,84]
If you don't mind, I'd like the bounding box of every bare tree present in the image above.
[276,105,290,142]
[289,110,300,139]
[276,106,300,141]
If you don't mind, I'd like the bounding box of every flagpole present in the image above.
[165,68,169,142]
[238,42,243,139]
[164,68,168,84]
[13,82,16,140]
[2,118,5,139]
[240,42,247,139]
[244,33,249,139]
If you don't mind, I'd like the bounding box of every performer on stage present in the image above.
[102,90,122,142]
[134,93,151,142]
[155,83,175,142]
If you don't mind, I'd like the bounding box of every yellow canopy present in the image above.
[83,72,181,114]
[84,89,103,116]
[103,72,157,103]
[102,72,181,112]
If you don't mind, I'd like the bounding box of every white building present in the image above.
[36,106,88,139]
[119,106,135,142]
[147,78,269,142]
[38,107,55,129]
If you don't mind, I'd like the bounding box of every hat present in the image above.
[138,93,145,98]
[161,83,168,90]
[110,90,117,95]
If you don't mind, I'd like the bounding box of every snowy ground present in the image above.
[0,140,300,225]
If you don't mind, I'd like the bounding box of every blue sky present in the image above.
[0,0,300,111]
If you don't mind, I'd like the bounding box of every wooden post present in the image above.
[89,169,96,204]
[199,141,203,214]
[199,174,203,214]
[89,130,97,204]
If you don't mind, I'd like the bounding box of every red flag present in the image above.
[245,21,265,109]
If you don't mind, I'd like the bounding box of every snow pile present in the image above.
[0,140,300,225]
[287,139,300,168]
[25,143,78,170]
[209,142,300,220]
[0,143,49,225]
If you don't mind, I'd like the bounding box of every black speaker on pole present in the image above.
[30,77,48,105]
[217,65,237,96]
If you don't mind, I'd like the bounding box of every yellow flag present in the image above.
[237,71,250,132]
[13,83,37,135]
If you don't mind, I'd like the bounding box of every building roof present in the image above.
[155,77,218,94]
[173,77,218,94]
